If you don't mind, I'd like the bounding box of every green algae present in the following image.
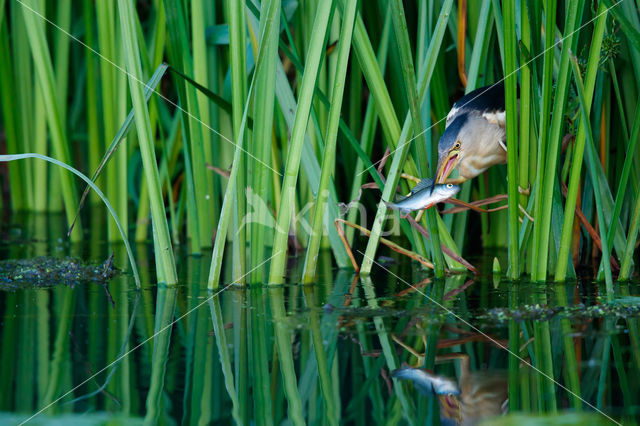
[479,302,640,323]
[0,256,119,290]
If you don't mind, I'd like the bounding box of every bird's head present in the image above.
[435,114,468,184]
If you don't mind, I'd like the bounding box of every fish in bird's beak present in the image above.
[383,181,460,216]
[435,148,460,184]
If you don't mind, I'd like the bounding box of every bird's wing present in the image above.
[445,82,506,129]
[481,110,506,129]
[445,105,461,128]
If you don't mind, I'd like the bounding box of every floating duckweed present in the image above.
[479,302,640,323]
[0,256,119,290]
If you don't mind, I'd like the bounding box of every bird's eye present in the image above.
[446,184,453,188]
[454,141,461,149]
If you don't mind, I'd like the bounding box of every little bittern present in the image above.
[435,82,509,184]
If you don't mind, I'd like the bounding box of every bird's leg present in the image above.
[435,352,470,367]
[391,334,425,368]
[435,353,471,393]
[518,182,531,196]
[520,336,535,353]
[518,333,534,369]
[518,204,534,222]
[416,322,429,354]
[391,323,430,368]
[401,173,421,185]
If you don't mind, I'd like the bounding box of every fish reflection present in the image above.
[392,366,460,396]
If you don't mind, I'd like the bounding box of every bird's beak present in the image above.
[438,394,461,421]
[435,149,460,184]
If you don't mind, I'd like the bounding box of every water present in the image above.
[0,213,639,425]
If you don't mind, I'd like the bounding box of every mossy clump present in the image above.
[478,302,640,323]
[0,256,119,290]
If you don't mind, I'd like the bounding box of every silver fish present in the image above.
[383,177,460,216]
[391,366,461,396]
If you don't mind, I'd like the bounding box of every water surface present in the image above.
[1,213,638,425]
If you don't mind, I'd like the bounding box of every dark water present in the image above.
[0,213,639,425]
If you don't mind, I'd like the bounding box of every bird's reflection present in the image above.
[392,340,508,425]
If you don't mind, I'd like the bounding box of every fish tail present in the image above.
[382,200,396,210]
[383,201,412,217]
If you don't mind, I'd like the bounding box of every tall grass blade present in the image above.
[619,188,640,280]
[518,0,532,221]
[555,3,608,281]
[570,57,614,294]
[11,5,37,211]
[117,0,177,284]
[163,0,212,251]
[249,0,281,284]
[191,0,219,235]
[83,0,102,206]
[227,0,248,282]
[52,0,70,127]
[534,0,582,281]
[208,0,284,290]
[0,0,5,27]
[268,0,334,284]
[19,0,81,240]
[71,64,169,233]
[0,20,25,210]
[599,99,640,275]
[95,0,128,241]
[347,5,402,152]
[345,9,392,244]
[268,17,362,266]
[302,0,357,282]
[390,0,445,276]
[503,0,519,278]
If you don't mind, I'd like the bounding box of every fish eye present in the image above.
[446,184,453,188]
